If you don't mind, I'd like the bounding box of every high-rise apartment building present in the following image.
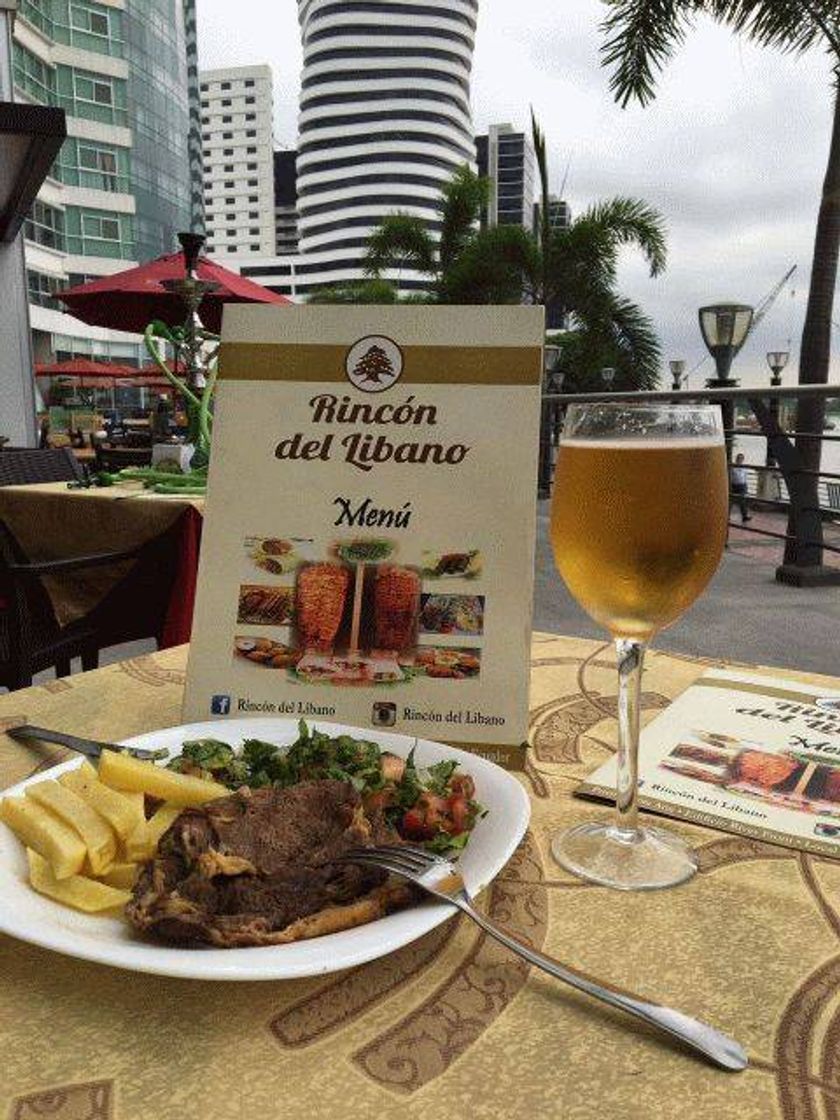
[13,0,195,365]
[533,195,572,331]
[273,150,298,256]
[533,196,571,236]
[476,123,535,230]
[295,0,477,293]
[200,65,275,258]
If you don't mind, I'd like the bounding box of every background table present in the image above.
[0,482,204,647]
[1,634,838,1119]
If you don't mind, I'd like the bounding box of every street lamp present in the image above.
[699,304,754,384]
[669,359,686,391]
[766,350,789,386]
[699,303,754,463]
[538,344,563,499]
[764,350,790,471]
[0,102,66,242]
[0,48,67,445]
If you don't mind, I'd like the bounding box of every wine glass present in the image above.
[550,403,728,890]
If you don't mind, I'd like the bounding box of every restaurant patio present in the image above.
[3,0,840,1117]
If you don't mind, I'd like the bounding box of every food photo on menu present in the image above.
[579,670,840,858]
[233,536,484,687]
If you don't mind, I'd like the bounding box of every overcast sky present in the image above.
[197,0,837,385]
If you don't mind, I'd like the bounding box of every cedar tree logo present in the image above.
[345,335,403,393]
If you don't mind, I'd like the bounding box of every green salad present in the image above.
[168,721,484,854]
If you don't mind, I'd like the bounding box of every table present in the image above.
[1,634,838,1119]
[0,482,204,647]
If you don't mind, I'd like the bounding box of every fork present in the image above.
[340,844,748,1072]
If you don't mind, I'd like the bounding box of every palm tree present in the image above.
[306,278,402,305]
[600,0,840,566]
[531,113,666,388]
[342,152,667,389]
[362,167,536,305]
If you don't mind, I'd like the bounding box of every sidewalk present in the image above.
[535,501,840,676]
[727,508,840,568]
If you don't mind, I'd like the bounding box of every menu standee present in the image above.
[183,306,545,769]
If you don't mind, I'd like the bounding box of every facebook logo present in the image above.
[211,695,231,715]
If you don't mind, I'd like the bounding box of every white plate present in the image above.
[0,719,530,980]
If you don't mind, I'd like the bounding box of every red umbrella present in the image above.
[35,358,138,378]
[56,251,291,334]
[131,373,177,389]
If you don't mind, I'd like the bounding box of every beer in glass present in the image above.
[550,404,727,889]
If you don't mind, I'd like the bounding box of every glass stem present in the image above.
[614,638,646,838]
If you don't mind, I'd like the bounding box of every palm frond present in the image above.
[573,196,667,277]
[364,215,437,279]
[601,0,839,108]
[438,165,487,274]
[307,279,400,304]
[531,109,552,266]
[605,294,663,387]
[550,302,661,391]
[706,0,839,57]
[600,0,699,107]
[439,225,538,304]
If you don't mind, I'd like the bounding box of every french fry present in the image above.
[61,766,145,841]
[98,750,228,807]
[65,760,97,782]
[0,796,86,879]
[27,849,130,912]
[25,781,117,875]
[124,802,181,862]
[99,862,139,890]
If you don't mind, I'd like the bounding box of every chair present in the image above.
[0,520,147,691]
[83,517,183,650]
[0,448,84,486]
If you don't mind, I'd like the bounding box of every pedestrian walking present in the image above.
[730,453,752,523]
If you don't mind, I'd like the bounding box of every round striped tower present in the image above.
[296,0,477,294]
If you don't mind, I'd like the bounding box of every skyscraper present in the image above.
[199,65,276,258]
[476,123,536,230]
[273,150,299,256]
[295,0,477,293]
[13,0,195,365]
[533,196,572,331]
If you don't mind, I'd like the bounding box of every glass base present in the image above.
[551,821,698,891]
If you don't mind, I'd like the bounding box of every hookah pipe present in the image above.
[144,232,221,470]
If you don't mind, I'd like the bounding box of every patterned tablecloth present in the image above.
[1,634,838,1120]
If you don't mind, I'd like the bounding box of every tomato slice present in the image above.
[447,795,468,835]
[401,807,436,840]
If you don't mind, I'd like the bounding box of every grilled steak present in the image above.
[127,780,411,947]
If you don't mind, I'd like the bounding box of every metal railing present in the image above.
[539,383,840,586]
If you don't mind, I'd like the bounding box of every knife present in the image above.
[6,725,169,762]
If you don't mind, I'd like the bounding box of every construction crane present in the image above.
[746,263,797,341]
